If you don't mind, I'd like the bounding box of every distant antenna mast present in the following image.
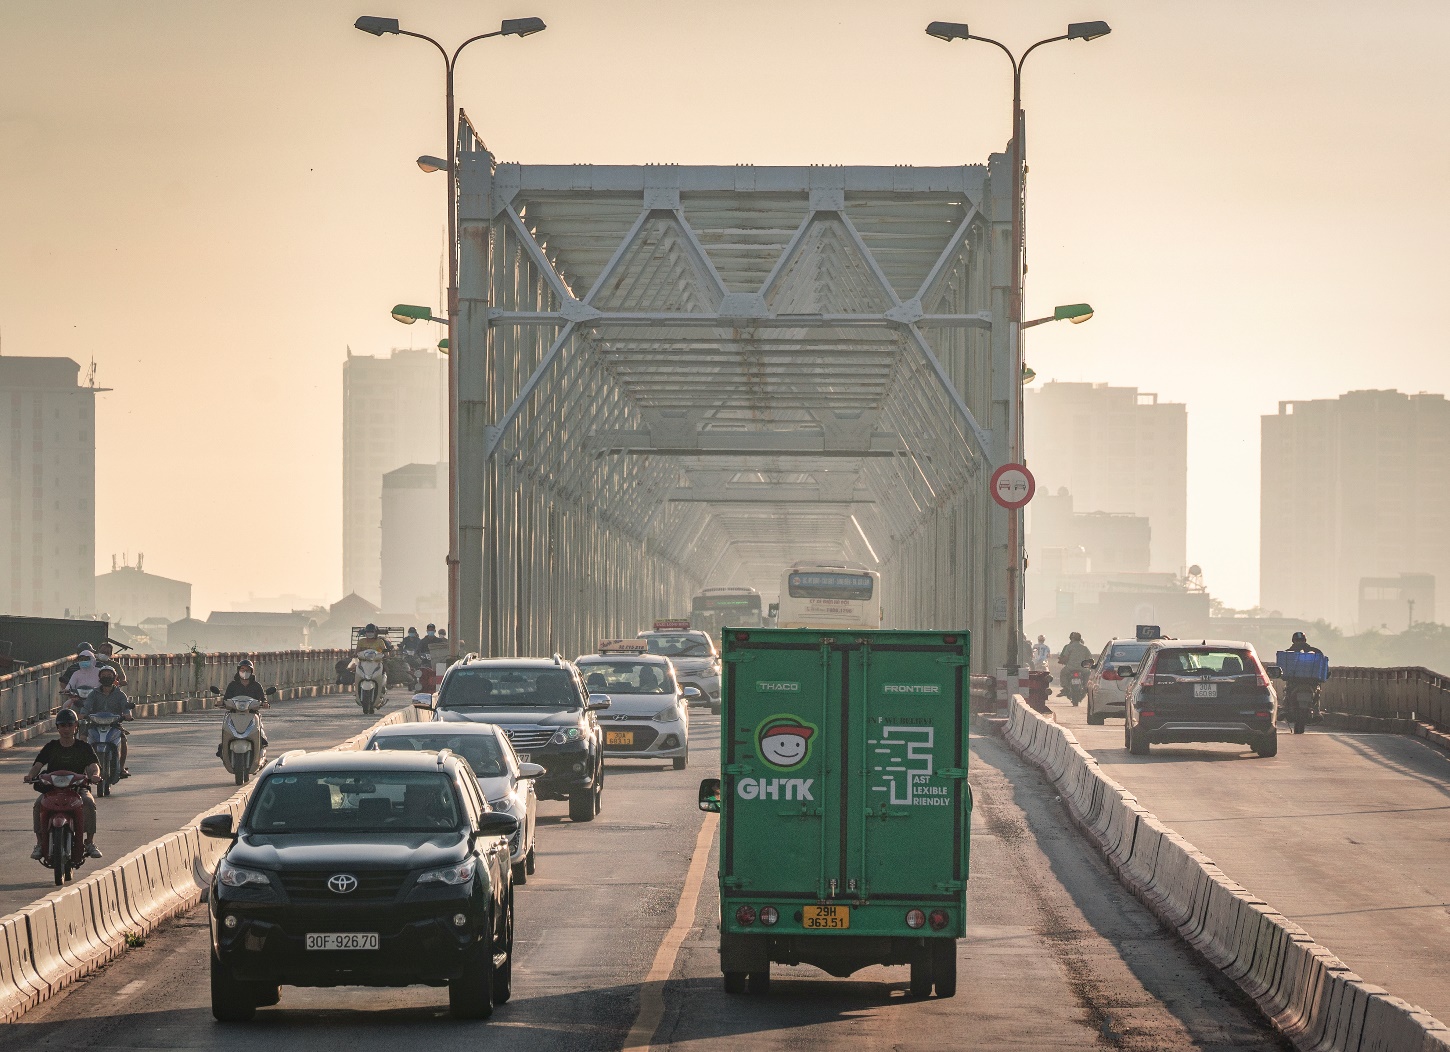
[84,358,97,388]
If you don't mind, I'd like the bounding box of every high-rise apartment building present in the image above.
[381,462,447,621]
[1261,390,1450,630]
[0,357,97,617]
[1024,382,1188,575]
[342,348,446,604]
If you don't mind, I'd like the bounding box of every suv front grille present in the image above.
[503,728,555,751]
[278,870,410,902]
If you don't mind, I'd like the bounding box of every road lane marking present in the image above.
[116,980,145,998]
[622,810,718,1051]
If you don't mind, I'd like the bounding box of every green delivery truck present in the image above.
[697,628,971,997]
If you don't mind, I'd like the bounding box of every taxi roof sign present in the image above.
[652,619,692,632]
[599,639,649,655]
[1136,624,1162,642]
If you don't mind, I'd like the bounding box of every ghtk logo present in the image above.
[756,714,817,770]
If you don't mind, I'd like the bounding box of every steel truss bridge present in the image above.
[451,123,1016,661]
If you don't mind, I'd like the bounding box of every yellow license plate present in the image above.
[606,731,635,746]
[802,905,850,930]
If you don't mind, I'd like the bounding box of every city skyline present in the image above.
[5,2,1450,614]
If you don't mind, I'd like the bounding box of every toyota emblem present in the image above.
[327,873,359,894]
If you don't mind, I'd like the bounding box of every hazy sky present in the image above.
[4,0,1448,615]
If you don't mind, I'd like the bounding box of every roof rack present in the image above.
[435,748,452,766]
[552,652,564,666]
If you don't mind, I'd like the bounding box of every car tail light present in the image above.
[735,905,756,926]
[759,907,779,926]
[1252,657,1272,690]
[905,909,926,929]
[1102,669,1120,681]
[928,910,949,931]
[1255,711,1270,719]
[1137,710,1154,718]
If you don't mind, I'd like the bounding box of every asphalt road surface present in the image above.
[1055,697,1450,1026]
[0,712,1285,1052]
[0,690,385,915]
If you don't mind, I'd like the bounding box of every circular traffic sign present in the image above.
[990,463,1036,510]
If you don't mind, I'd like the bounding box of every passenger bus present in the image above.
[773,562,883,630]
[690,587,763,636]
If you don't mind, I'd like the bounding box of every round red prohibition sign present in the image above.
[990,463,1036,510]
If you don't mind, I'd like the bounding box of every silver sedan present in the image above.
[576,654,694,770]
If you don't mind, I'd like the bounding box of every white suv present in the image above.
[1085,639,1152,725]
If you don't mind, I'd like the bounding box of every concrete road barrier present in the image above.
[1002,695,1450,1052]
[0,697,423,1022]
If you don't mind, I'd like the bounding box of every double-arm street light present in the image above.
[926,19,1110,673]
[356,13,547,659]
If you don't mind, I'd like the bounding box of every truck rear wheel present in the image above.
[931,941,957,998]
[723,971,747,995]
[908,955,933,999]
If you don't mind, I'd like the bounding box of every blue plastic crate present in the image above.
[1275,650,1329,681]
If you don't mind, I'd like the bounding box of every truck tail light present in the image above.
[759,907,779,926]
[928,910,949,931]
[1137,711,1154,719]
[905,909,926,929]
[734,905,756,927]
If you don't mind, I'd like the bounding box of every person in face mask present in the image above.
[62,651,105,695]
[219,660,269,748]
[83,668,136,777]
[59,641,124,689]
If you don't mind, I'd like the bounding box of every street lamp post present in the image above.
[356,14,546,660]
[926,19,1110,675]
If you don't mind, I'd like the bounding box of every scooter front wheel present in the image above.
[50,829,69,886]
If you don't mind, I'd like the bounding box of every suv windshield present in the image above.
[374,734,508,777]
[639,633,714,658]
[439,667,580,709]
[1108,642,1150,663]
[578,661,674,695]
[249,771,462,833]
[1153,648,1256,676]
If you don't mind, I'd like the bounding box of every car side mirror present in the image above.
[412,693,437,710]
[681,686,702,699]
[477,811,520,837]
[264,686,278,697]
[199,814,234,840]
[516,762,545,779]
[1266,665,1284,680]
[208,686,221,695]
[586,694,612,712]
[1114,666,1136,679]
[698,777,722,813]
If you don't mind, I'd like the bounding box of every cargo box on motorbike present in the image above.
[1275,650,1329,681]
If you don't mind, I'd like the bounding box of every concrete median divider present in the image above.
[0,695,423,1022]
[1001,694,1450,1052]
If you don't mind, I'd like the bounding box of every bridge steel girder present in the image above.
[455,125,1012,660]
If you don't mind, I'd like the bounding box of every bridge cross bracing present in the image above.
[453,126,1016,660]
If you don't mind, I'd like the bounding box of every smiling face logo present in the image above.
[756,715,817,770]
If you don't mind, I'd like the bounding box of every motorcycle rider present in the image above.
[1056,632,1093,694]
[59,642,124,689]
[216,660,269,756]
[1029,635,1051,672]
[96,643,129,686]
[24,708,102,860]
[402,627,423,656]
[357,623,391,652]
[59,649,105,694]
[1288,631,1324,656]
[82,668,135,778]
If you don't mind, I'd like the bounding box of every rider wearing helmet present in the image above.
[1288,631,1323,656]
[24,708,102,860]
[219,660,269,750]
[82,667,136,778]
[59,642,124,690]
[1056,631,1093,693]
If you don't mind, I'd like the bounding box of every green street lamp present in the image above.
[356,12,547,657]
[1021,302,1095,329]
[389,303,447,325]
[926,18,1110,674]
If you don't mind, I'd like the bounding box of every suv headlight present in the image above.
[652,705,680,723]
[218,860,271,888]
[548,727,583,745]
[417,859,477,886]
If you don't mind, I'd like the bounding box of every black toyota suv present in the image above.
[201,750,518,1021]
[1118,639,1280,758]
[417,656,609,823]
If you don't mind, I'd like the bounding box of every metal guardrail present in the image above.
[0,650,351,735]
[1322,666,1450,731]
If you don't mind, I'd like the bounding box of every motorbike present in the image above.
[1063,663,1090,707]
[355,652,386,716]
[209,685,277,784]
[34,770,94,886]
[83,710,125,796]
[1282,680,1321,735]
